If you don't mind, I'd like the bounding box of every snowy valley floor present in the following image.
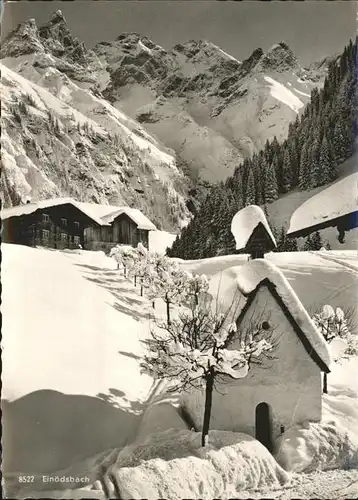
[2,244,358,499]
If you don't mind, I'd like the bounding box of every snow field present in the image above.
[1,244,153,403]
[264,76,304,114]
[2,243,358,499]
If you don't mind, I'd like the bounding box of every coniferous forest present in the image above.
[168,38,357,260]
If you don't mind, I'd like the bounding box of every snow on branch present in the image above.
[312,304,358,362]
[141,299,274,393]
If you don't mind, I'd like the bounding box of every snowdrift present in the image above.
[112,430,290,499]
[5,430,290,499]
[148,230,177,255]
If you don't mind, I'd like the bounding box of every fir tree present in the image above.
[303,234,313,251]
[281,147,292,193]
[299,143,311,190]
[276,226,298,252]
[264,161,279,203]
[318,135,333,185]
[333,119,350,166]
[311,231,323,250]
[310,129,322,188]
[245,168,255,206]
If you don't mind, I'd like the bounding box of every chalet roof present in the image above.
[287,173,358,238]
[102,208,156,230]
[209,259,332,373]
[1,198,157,231]
[76,202,156,230]
[231,205,277,251]
[0,198,104,226]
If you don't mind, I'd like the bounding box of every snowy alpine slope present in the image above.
[1,62,189,230]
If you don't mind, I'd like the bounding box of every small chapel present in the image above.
[181,206,332,452]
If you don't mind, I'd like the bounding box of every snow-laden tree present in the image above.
[143,255,191,325]
[141,296,273,447]
[109,245,137,277]
[133,243,150,293]
[109,245,122,270]
[184,274,210,308]
[312,304,357,393]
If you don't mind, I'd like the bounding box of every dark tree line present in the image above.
[167,38,356,260]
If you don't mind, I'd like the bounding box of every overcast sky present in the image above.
[2,1,356,66]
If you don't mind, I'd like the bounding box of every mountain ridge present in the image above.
[0,11,334,229]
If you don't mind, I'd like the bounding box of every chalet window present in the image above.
[74,236,80,245]
[42,214,49,223]
[42,229,50,239]
[61,233,68,241]
[262,321,271,331]
[61,218,67,227]
[74,221,80,229]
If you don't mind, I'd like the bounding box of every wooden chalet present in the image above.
[1,199,103,250]
[1,199,157,251]
[78,203,156,251]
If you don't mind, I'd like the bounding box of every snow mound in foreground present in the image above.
[275,416,358,473]
[111,429,290,499]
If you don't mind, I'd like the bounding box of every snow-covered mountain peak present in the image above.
[38,10,88,64]
[114,32,160,51]
[48,9,66,24]
[0,18,43,58]
[172,39,241,67]
[1,11,330,191]
[237,47,264,77]
[259,42,298,72]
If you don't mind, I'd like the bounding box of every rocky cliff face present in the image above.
[0,65,189,230]
[1,11,331,222]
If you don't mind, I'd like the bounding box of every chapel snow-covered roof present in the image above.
[287,173,358,237]
[231,205,276,251]
[1,198,157,231]
[209,259,332,372]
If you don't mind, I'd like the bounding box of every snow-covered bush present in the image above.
[312,305,358,393]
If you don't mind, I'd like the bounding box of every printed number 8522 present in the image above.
[18,476,35,483]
